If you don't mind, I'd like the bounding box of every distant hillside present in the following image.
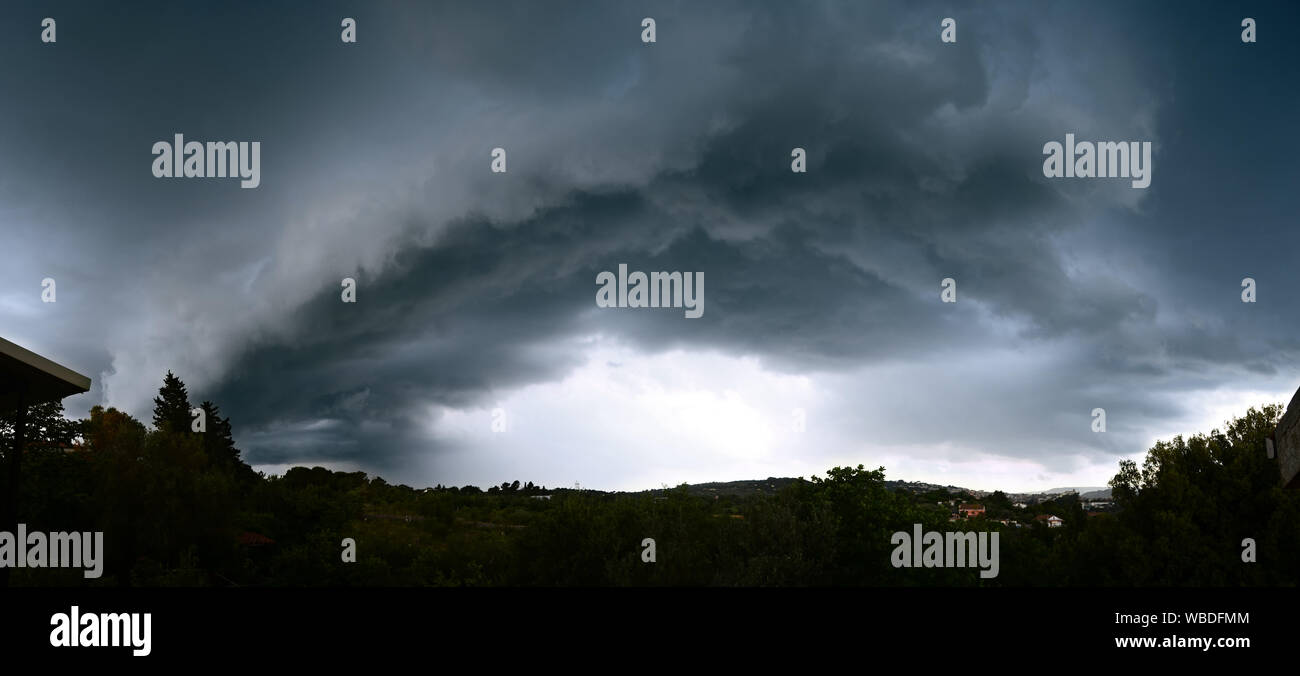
[1042,486,1109,495]
[626,478,1112,502]
[633,477,805,498]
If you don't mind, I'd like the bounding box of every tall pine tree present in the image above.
[152,370,192,434]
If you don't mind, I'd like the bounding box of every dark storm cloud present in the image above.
[206,0,1107,465]
[3,1,1298,486]
[200,0,1299,469]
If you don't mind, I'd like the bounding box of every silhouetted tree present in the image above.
[152,371,192,434]
[197,400,255,482]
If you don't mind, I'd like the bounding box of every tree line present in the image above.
[2,372,1296,586]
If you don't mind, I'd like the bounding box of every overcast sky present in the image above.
[3,1,1298,492]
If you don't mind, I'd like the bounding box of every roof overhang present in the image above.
[1270,386,1300,489]
[0,337,92,413]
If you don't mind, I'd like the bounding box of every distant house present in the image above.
[1034,514,1064,528]
[1013,502,1027,509]
[531,495,552,500]
[237,531,275,547]
[958,504,985,518]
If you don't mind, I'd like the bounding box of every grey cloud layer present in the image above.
[2,1,1296,487]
